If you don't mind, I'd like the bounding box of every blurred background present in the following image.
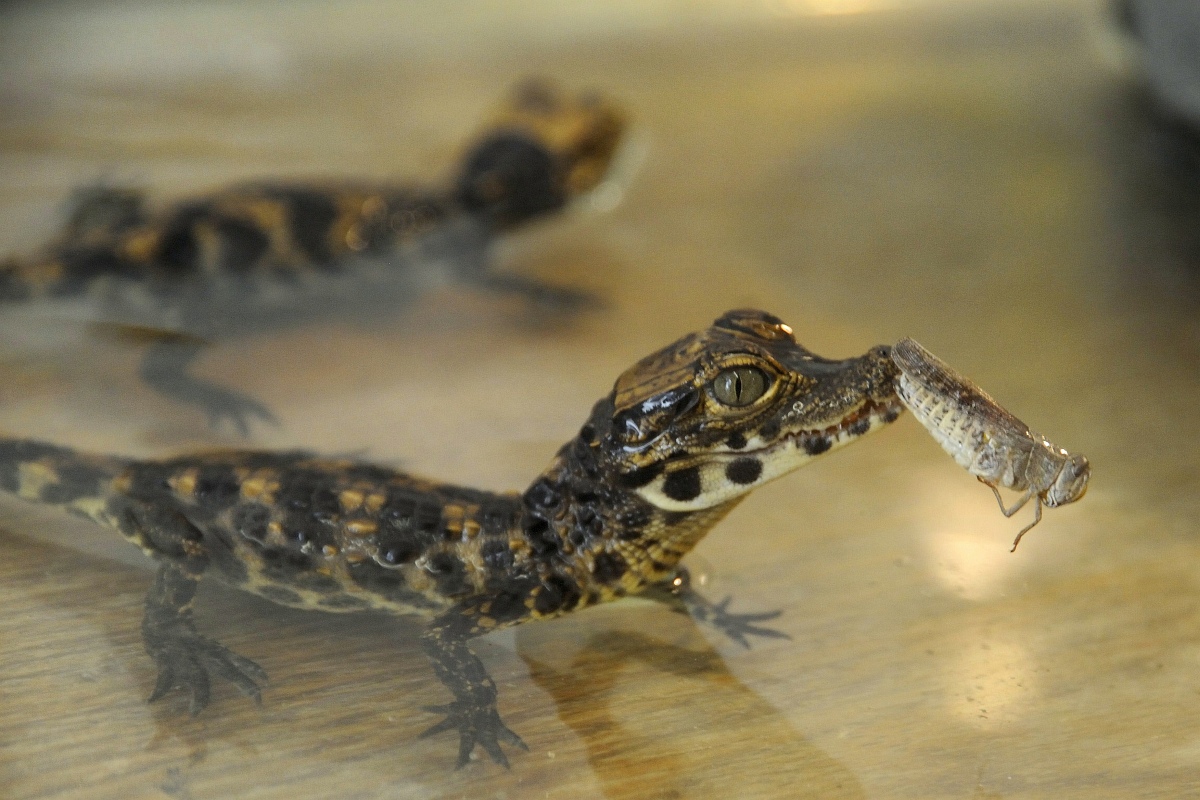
[1,1,1199,798]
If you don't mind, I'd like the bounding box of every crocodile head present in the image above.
[516,309,904,606]
[597,309,903,512]
[455,79,625,227]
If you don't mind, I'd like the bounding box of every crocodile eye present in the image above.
[711,367,769,407]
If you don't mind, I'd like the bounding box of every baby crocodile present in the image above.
[0,80,625,433]
[0,309,901,768]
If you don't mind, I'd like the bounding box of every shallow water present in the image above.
[2,1,1199,797]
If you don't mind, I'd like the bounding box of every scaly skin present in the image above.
[0,80,626,433]
[0,309,902,768]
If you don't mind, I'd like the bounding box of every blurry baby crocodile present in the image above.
[0,80,626,434]
[0,309,901,769]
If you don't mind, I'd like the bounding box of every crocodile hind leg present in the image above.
[139,338,278,437]
[132,508,267,714]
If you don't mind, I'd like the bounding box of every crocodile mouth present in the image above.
[705,394,905,463]
[634,395,904,512]
[778,395,906,459]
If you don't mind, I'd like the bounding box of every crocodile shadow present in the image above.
[517,618,865,800]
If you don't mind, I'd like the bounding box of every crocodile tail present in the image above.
[0,252,93,301]
[0,438,131,524]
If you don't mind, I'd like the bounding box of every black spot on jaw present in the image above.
[759,421,781,441]
[617,462,663,490]
[882,406,901,424]
[848,416,873,436]
[121,463,175,500]
[725,458,762,485]
[661,467,702,502]
[726,432,747,450]
[802,436,832,456]
[415,503,441,535]
[592,552,627,584]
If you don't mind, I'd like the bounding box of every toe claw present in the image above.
[420,700,525,769]
[147,667,176,703]
[418,715,459,739]
[145,626,265,715]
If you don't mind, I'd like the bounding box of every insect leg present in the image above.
[1009,496,1043,552]
[982,479,1034,518]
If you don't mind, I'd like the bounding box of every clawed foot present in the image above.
[696,596,791,650]
[139,339,279,437]
[195,388,279,438]
[419,701,528,769]
[144,628,268,715]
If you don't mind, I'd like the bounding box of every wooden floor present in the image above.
[2,1,1199,797]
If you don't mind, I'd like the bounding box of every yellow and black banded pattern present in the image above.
[0,79,625,303]
[0,309,902,768]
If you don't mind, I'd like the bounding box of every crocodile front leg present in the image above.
[143,562,268,714]
[643,567,790,649]
[418,595,531,769]
[130,505,268,714]
[139,338,277,436]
